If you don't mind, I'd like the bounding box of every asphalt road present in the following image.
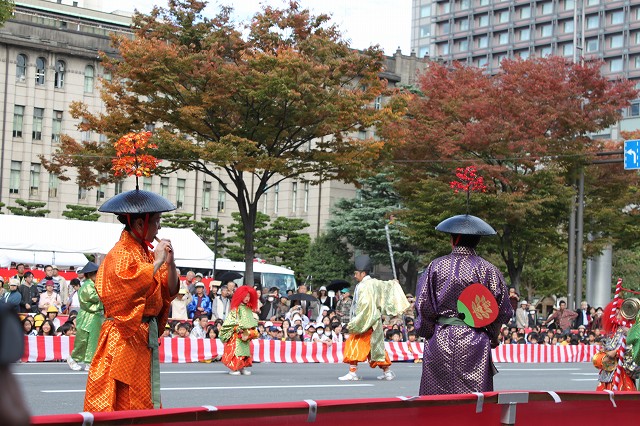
[13,361,599,416]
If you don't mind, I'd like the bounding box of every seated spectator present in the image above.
[38,320,56,336]
[46,305,61,330]
[407,330,418,343]
[206,325,218,339]
[331,322,343,343]
[314,324,332,344]
[303,323,316,342]
[171,288,192,320]
[188,283,212,319]
[175,322,190,338]
[527,332,539,344]
[388,330,402,342]
[285,327,301,342]
[264,326,280,341]
[161,323,172,338]
[57,323,75,337]
[22,317,36,336]
[33,314,45,334]
[190,315,208,339]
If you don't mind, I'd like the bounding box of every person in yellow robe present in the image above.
[339,255,409,381]
[84,189,179,411]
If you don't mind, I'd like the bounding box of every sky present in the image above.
[102,0,412,56]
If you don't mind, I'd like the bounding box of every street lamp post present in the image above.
[210,219,219,278]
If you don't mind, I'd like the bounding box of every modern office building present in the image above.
[0,0,428,243]
[411,0,640,137]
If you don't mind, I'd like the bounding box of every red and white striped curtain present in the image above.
[22,336,600,363]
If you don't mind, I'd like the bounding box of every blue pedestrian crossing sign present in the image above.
[624,140,640,170]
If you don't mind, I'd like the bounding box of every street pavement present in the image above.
[13,361,600,416]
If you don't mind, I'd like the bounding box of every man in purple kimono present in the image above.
[416,214,513,395]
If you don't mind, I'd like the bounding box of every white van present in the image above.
[213,258,297,295]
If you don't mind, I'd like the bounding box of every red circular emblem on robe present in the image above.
[457,283,499,327]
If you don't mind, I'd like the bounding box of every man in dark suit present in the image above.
[574,300,591,330]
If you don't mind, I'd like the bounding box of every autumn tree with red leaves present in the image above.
[381,56,638,293]
[41,0,388,284]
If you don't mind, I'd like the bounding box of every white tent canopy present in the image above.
[0,215,215,269]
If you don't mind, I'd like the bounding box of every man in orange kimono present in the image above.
[84,189,180,411]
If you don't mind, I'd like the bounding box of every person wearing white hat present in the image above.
[515,300,529,329]
[170,287,192,320]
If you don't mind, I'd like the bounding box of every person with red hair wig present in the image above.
[219,286,259,375]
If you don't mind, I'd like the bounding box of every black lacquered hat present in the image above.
[354,255,372,273]
[435,214,496,236]
[79,261,99,274]
[99,189,176,214]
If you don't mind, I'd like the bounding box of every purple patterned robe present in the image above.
[416,246,513,395]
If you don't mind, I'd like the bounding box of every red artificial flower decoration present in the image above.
[450,166,487,194]
[111,131,160,177]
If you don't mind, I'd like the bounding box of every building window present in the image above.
[441,43,450,55]
[495,53,507,66]
[35,57,46,85]
[420,5,431,18]
[303,182,309,212]
[10,161,21,194]
[458,39,469,52]
[586,38,599,52]
[498,11,510,24]
[33,108,44,141]
[610,34,624,49]
[160,177,169,198]
[635,56,640,69]
[539,45,552,56]
[611,10,624,25]
[54,60,65,88]
[459,18,469,31]
[96,184,105,201]
[460,0,470,11]
[16,54,27,82]
[78,187,87,200]
[441,22,451,35]
[420,25,430,38]
[114,181,123,195]
[479,0,489,5]
[418,46,429,58]
[586,15,599,29]
[291,182,298,212]
[217,189,226,213]
[143,177,152,191]
[176,178,185,209]
[564,0,575,11]
[84,65,94,93]
[29,164,40,196]
[478,14,489,27]
[48,173,59,198]
[274,183,279,213]
[201,181,211,211]
[563,43,574,57]
[80,119,92,142]
[374,96,382,110]
[541,2,553,15]
[477,35,489,48]
[587,0,599,5]
[52,110,63,143]
[262,189,268,214]
[540,24,553,37]
[520,6,531,19]
[631,102,640,117]
[358,129,367,140]
[477,56,489,67]
[609,58,623,73]
[564,20,574,34]
[518,50,530,60]
[499,32,509,45]
[13,106,24,138]
[441,2,451,14]
[520,28,531,41]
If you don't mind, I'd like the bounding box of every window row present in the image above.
[13,106,63,142]
[15,54,102,92]
[9,162,58,198]
[261,182,311,215]
[447,30,636,53]
[438,9,630,36]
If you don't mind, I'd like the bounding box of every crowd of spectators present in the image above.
[1,266,606,348]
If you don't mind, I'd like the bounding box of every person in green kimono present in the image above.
[67,262,104,372]
[219,285,259,376]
